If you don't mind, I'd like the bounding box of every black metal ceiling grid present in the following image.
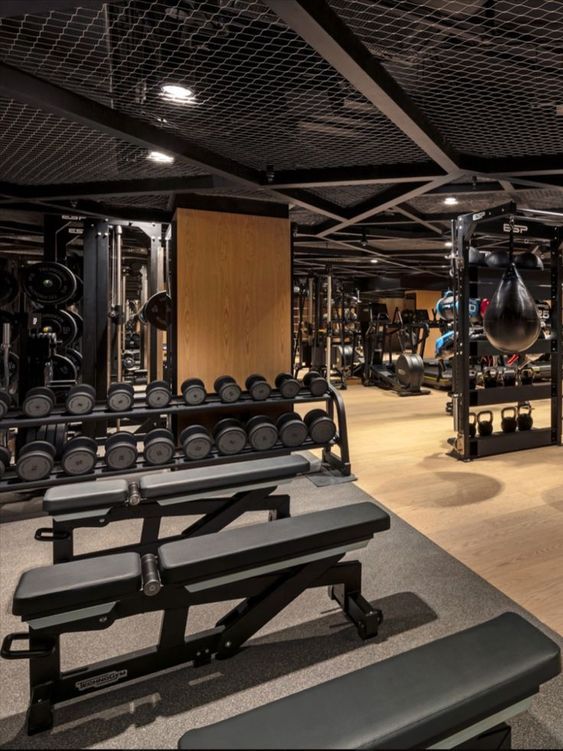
[103,192,172,208]
[331,0,563,159]
[0,96,204,184]
[290,206,326,226]
[410,189,563,215]
[308,184,394,207]
[0,0,428,173]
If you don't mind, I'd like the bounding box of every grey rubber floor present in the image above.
[0,477,561,749]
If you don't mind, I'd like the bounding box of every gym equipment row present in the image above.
[2,501,389,735]
[1,409,338,483]
[449,203,562,460]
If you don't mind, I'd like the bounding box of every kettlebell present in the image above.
[501,407,517,433]
[520,367,534,386]
[477,410,494,437]
[502,368,516,387]
[483,368,498,388]
[468,412,477,438]
[517,403,533,431]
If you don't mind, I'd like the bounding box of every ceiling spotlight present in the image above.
[147,151,175,164]
[160,83,195,103]
[370,259,379,264]
[444,196,458,206]
[444,240,452,248]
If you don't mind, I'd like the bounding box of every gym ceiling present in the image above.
[1,0,562,285]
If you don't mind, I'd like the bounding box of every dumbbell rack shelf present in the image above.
[0,385,351,491]
[450,202,562,461]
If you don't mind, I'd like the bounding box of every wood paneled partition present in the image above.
[174,207,291,391]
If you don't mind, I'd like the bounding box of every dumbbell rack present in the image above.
[450,202,562,460]
[0,384,351,492]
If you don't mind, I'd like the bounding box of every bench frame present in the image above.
[3,554,381,735]
[36,484,291,563]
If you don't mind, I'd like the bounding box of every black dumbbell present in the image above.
[181,377,206,406]
[180,425,213,460]
[502,369,516,387]
[275,372,301,399]
[16,441,56,481]
[303,371,328,396]
[22,386,56,418]
[146,380,172,409]
[483,368,498,388]
[245,374,272,402]
[517,403,533,431]
[304,409,337,444]
[65,383,96,416]
[61,436,98,476]
[107,381,134,412]
[468,412,477,438]
[214,375,241,404]
[276,412,307,448]
[247,415,278,451]
[477,410,493,437]
[105,431,138,470]
[144,428,176,466]
[501,407,517,433]
[0,445,11,477]
[520,367,534,386]
[0,390,10,419]
[213,418,247,455]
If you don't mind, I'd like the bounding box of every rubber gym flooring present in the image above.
[0,476,561,749]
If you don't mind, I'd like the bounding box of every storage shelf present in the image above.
[469,383,552,406]
[469,338,554,358]
[468,428,555,458]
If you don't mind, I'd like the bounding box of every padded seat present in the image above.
[159,502,389,586]
[44,478,129,513]
[140,455,311,499]
[13,553,142,618]
[178,613,561,749]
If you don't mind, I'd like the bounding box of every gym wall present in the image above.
[175,208,291,391]
[410,289,442,353]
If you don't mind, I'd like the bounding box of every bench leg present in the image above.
[27,684,54,736]
[268,495,290,520]
[454,723,511,750]
[328,563,382,639]
[27,632,60,735]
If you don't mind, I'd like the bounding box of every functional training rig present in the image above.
[35,455,310,563]
[2,502,390,735]
[178,613,561,751]
[451,203,562,460]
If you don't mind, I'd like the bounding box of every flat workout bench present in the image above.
[3,502,390,735]
[36,455,312,562]
[178,613,561,750]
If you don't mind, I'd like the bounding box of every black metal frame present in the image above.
[450,203,562,460]
[3,551,380,736]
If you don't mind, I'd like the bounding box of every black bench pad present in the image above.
[178,613,561,750]
[44,478,129,513]
[159,502,389,586]
[140,455,310,499]
[13,553,142,618]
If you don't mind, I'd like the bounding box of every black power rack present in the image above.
[0,384,351,492]
[450,202,562,460]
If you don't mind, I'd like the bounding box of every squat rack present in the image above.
[450,202,562,460]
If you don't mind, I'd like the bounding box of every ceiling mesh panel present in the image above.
[0,96,204,184]
[0,0,428,173]
[308,184,394,207]
[410,188,563,214]
[330,0,563,158]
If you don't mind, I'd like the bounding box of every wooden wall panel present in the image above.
[175,208,291,391]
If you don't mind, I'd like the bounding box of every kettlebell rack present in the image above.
[0,384,351,492]
[450,202,562,460]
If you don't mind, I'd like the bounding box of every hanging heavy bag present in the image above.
[483,221,541,355]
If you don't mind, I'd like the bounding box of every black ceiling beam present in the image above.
[4,200,173,224]
[463,154,563,176]
[265,0,460,172]
[0,62,345,222]
[268,161,445,188]
[393,205,443,234]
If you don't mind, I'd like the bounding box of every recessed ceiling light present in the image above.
[160,83,196,103]
[444,240,452,247]
[444,196,458,206]
[147,151,175,164]
[370,259,379,264]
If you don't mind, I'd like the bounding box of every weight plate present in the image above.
[106,444,137,470]
[107,390,134,412]
[16,451,53,481]
[68,276,83,305]
[40,309,78,346]
[62,444,97,475]
[67,311,83,341]
[0,271,18,306]
[183,434,212,460]
[51,353,78,382]
[22,262,77,306]
[141,291,172,331]
[144,439,175,466]
[216,428,246,455]
[249,423,278,451]
[65,348,83,375]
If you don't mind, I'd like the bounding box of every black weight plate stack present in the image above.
[51,353,78,382]
[22,262,77,306]
[247,415,278,451]
[0,445,11,477]
[180,425,213,460]
[40,309,79,346]
[22,386,55,418]
[275,372,301,399]
[65,348,83,376]
[304,409,337,444]
[67,311,83,341]
[144,428,175,466]
[65,383,95,415]
[105,431,138,470]
[140,291,172,330]
[213,418,247,455]
[16,441,56,481]
[277,412,307,448]
[107,382,135,412]
[61,436,97,476]
[68,276,83,305]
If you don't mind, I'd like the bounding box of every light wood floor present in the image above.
[323,384,562,634]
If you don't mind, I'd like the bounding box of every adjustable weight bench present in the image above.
[178,613,561,750]
[35,455,313,562]
[2,502,390,735]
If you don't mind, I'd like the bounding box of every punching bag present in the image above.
[483,262,540,354]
